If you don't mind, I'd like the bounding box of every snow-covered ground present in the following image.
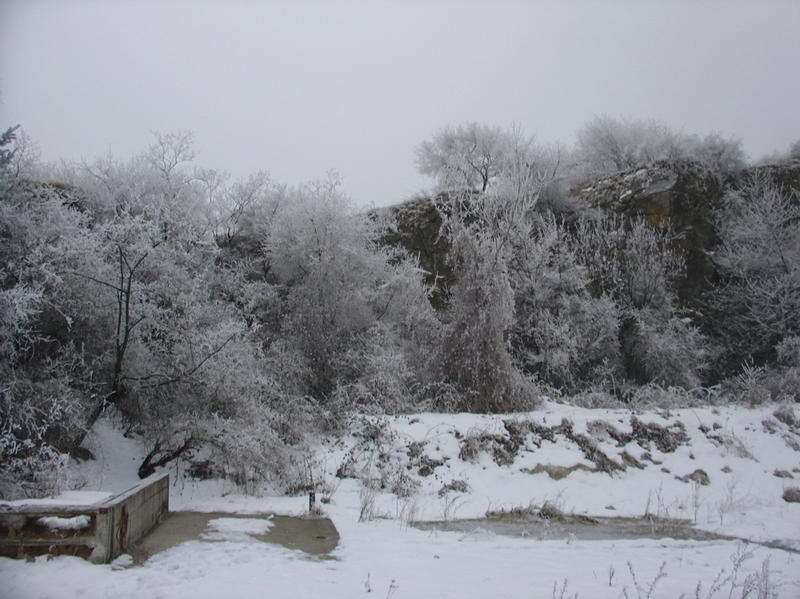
[2,401,799,598]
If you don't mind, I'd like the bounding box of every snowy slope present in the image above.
[1,401,799,598]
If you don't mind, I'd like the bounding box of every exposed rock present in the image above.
[378,195,452,309]
[783,487,800,503]
[630,417,688,453]
[620,451,645,469]
[416,455,445,477]
[726,159,800,195]
[377,158,800,323]
[774,405,798,428]
[678,469,710,485]
[573,159,723,307]
[520,463,594,480]
[707,432,755,460]
[438,479,470,496]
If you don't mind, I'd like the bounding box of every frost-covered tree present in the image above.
[37,134,291,485]
[435,203,530,413]
[428,173,547,411]
[416,123,570,408]
[574,115,745,180]
[691,132,746,177]
[510,217,620,392]
[575,115,684,178]
[1,128,441,495]
[712,176,800,364]
[415,122,559,196]
[262,173,435,406]
[0,126,20,171]
[0,132,105,498]
[416,122,510,192]
[214,171,279,249]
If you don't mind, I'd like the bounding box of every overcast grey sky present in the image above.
[2,0,799,206]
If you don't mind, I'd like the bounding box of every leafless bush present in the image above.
[359,486,379,522]
[551,578,578,599]
[623,560,667,599]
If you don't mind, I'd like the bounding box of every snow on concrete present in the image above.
[0,491,112,508]
[37,515,91,532]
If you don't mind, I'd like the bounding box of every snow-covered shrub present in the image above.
[573,215,709,391]
[730,362,772,406]
[762,366,800,404]
[575,216,683,312]
[0,348,79,499]
[337,333,416,414]
[0,446,69,500]
[416,381,462,413]
[776,336,800,367]
[773,405,797,429]
[624,383,699,409]
[569,389,621,409]
[621,310,708,390]
[201,413,300,494]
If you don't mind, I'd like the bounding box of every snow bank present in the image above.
[2,401,797,598]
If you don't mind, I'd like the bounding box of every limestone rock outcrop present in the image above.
[573,159,723,307]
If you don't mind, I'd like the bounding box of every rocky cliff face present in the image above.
[573,158,800,307]
[727,159,800,194]
[382,159,800,312]
[573,159,723,307]
[380,194,452,308]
